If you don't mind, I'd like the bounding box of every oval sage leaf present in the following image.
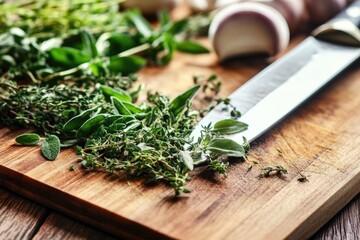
[63,106,100,132]
[169,85,200,116]
[41,135,61,161]
[76,114,107,139]
[48,47,91,68]
[213,119,248,135]
[176,40,210,54]
[15,133,41,146]
[101,85,132,102]
[179,150,194,171]
[108,56,146,75]
[208,138,245,158]
[111,96,132,115]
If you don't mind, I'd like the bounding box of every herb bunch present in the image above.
[69,85,249,195]
[8,84,249,195]
[0,0,250,195]
[0,2,209,86]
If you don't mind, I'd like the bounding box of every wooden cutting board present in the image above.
[1,37,360,240]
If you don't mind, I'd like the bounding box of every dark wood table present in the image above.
[0,186,359,239]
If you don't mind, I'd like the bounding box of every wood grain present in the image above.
[33,213,117,240]
[0,40,359,239]
[0,187,48,240]
[313,193,360,239]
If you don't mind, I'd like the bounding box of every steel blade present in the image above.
[192,37,360,143]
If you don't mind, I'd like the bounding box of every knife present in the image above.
[192,0,360,145]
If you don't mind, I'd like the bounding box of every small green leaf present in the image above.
[179,151,194,171]
[48,47,91,68]
[208,138,245,158]
[168,19,188,35]
[96,33,136,56]
[103,115,124,126]
[41,135,61,161]
[126,10,153,37]
[80,30,98,58]
[60,139,78,148]
[111,97,132,115]
[170,85,201,116]
[107,56,146,75]
[213,119,248,135]
[129,84,144,102]
[15,133,41,146]
[176,41,210,54]
[77,114,107,139]
[159,10,171,27]
[154,33,176,66]
[63,107,100,132]
[101,85,132,102]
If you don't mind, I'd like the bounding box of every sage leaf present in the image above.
[208,138,246,158]
[96,33,136,56]
[15,133,41,146]
[213,119,248,135]
[179,151,194,171]
[60,139,78,148]
[103,115,124,126]
[77,114,107,139]
[80,30,98,58]
[108,55,146,75]
[111,97,132,115]
[63,107,100,132]
[170,85,201,116]
[123,101,144,114]
[48,47,91,68]
[41,134,61,161]
[100,85,132,102]
[176,41,210,54]
[155,33,176,66]
[124,121,141,132]
[168,19,188,35]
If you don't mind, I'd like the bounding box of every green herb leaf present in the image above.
[60,139,78,148]
[80,29,98,58]
[213,119,248,135]
[168,19,188,35]
[100,85,132,102]
[111,97,132,115]
[159,10,171,28]
[41,134,61,161]
[154,33,176,66]
[170,85,201,116]
[208,138,246,158]
[48,47,91,68]
[63,107,100,132]
[126,10,153,38]
[15,133,41,146]
[176,41,210,54]
[108,56,146,75]
[179,151,194,171]
[96,33,136,56]
[77,114,107,139]
[122,101,144,114]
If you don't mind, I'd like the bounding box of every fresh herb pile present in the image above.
[0,0,249,195]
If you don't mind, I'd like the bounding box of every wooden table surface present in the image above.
[1,54,360,239]
[1,42,360,240]
[0,186,359,239]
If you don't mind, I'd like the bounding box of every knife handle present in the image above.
[313,0,360,46]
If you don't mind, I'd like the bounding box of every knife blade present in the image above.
[192,0,360,143]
